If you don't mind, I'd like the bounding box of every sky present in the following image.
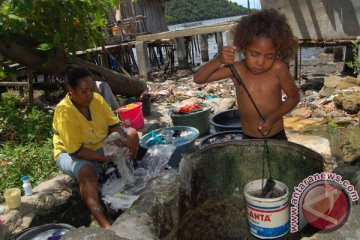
[230,0,261,9]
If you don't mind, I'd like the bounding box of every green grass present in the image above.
[0,92,61,203]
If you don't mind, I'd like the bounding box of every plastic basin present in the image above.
[169,108,211,137]
[210,109,241,132]
[13,223,75,240]
[140,126,199,167]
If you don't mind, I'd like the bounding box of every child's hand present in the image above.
[258,117,273,137]
[218,46,237,64]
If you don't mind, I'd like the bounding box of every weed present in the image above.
[0,93,60,203]
[328,119,338,128]
[0,139,60,203]
[346,40,360,75]
[0,92,52,143]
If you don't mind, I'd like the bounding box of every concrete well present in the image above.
[101,140,326,240]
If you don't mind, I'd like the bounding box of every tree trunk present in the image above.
[0,35,148,97]
[74,58,147,96]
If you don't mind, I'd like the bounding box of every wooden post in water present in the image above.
[174,37,188,68]
[199,34,209,62]
[293,48,298,80]
[215,32,223,52]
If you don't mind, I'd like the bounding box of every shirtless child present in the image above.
[194,9,300,140]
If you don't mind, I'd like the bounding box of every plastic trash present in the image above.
[100,133,176,211]
[22,175,33,196]
[159,129,174,144]
[172,131,197,146]
[145,130,165,147]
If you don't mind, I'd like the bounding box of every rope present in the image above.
[228,64,267,121]
[228,64,273,189]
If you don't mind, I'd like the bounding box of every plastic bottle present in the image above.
[21,175,33,196]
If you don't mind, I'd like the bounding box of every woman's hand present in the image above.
[110,138,127,147]
[102,154,115,162]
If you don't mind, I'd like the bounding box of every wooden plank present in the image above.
[136,23,236,42]
[0,82,28,87]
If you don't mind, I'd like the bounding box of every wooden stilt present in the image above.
[215,32,223,52]
[26,70,33,114]
[174,37,187,69]
[199,34,209,62]
[293,50,298,80]
[135,41,151,81]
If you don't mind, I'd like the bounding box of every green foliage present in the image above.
[328,119,338,128]
[0,139,59,203]
[0,0,119,78]
[164,0,249,24]
[346,40,360,75]
[0,0,117,55]
[0,93,58,203]
[0,93,52,142]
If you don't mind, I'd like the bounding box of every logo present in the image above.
[248,209,271,222]
[302,183,350,230]
[290,172,359,233]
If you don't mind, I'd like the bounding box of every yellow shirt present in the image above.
[52,92,119,159]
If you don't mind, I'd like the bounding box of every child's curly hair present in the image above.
[232,8,298,63]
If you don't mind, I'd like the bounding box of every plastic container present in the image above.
[140,126,199,167]
[13,223,75,240]
[141,97,151,116]
[199,130,243,150]
[22,175,33,196]
[169,107,211,137]
[4,188,21,209]
[210,109,241,132]
[117,102,144,130]
[244,179,289,239]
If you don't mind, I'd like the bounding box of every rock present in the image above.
[319,75,360,97]
[291,107,313,118]
[300,78,324,92]
[340,139,360,163]
[0,175,74,234]
[287,132,333,164]
[333,91,360,114]
[333,163,360,194]
[62,226,128,240]
[284,117,326,131]
[111,170,181,240]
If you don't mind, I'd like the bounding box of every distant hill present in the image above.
[164,0,250,25]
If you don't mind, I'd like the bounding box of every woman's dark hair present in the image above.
[232,8,298,62]
[65,67,92,88]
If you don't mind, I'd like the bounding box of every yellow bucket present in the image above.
[4,188,21,209]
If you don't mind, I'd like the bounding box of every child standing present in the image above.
[194,9,300,140]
